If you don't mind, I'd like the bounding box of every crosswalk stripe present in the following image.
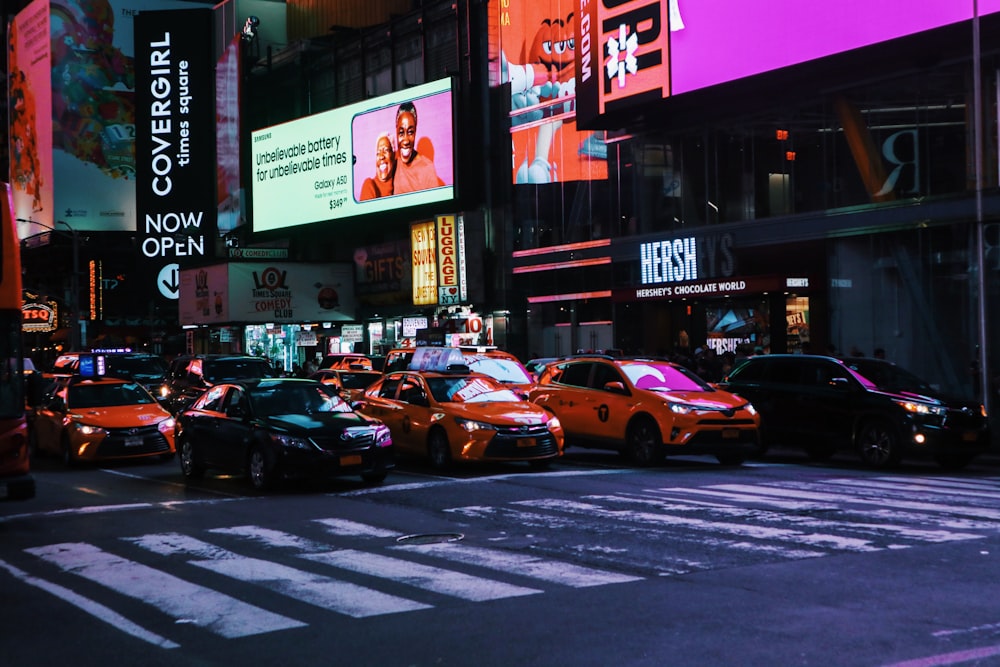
[203,525,544,601]
[822,477,1000,501]
[391,541,644,587]
[25,542,303,638]
[0,557,181,649]
[313,518,399,538]
[707,484,1000,520]
[301,549,543,601]
[127,533,431,618]
[516,498,885,553]
[592,492,982,545]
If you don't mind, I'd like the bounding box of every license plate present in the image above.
[963,431,979,442]
[722,428,739,439]
[340,454,363,466]
[124,436,143,447]
[517,437,536,448]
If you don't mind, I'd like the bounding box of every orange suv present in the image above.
[527,355,759,466]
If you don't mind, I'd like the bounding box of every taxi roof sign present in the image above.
[408,347,464,372]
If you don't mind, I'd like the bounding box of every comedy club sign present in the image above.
[135,9,215,301]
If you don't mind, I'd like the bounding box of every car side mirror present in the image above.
[829,377,852,390]
[603,381,628,395]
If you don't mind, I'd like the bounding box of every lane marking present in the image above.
[881,643,1000,667]
[128,533,430,618]
[26,542,303,637]
[0,558,180,649]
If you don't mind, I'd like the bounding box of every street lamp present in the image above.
[17,219,82,351]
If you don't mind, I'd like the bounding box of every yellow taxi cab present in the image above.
[30,359,176,466]
[309,368,383,402]
[527,354,759,466]
[321,354,374,371]
[384,345,536,395]
[355,347,563,469]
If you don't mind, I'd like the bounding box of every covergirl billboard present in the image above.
[575,0,1000,127]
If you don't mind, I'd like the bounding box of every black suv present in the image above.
[101,353,170,399]
[164,354,277,413]
[719,354,990,469]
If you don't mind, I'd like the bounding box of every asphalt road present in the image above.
[3,448,1000,667]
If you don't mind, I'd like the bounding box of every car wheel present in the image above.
[361,470,387,484]
[427,429,452,470]
[857,419,901,468]
[248,443,275,490]
[934,453,976,470]
[625,417,662,467]
[178,437,205,479]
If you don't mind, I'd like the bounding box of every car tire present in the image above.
[857,419,901,468]
[625,417,662,467]
[427,428,452,470]
[178,437,205,479]
[248,443,276,490]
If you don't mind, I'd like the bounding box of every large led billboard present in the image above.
[493,0,609,184]
[575,0,1000,128]
[250,78,455,233]
[9,0,54,229]
[10,0,211,237]
[669,0,1000,96]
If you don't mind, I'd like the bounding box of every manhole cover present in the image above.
[395,532,464,545]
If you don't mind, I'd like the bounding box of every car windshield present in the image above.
[69,382,157,408]
[465,357,534,384]
[844,359,937,393]
[339,372,381,390]
[425,375,522,403]
[249,382,353,416]
[105,356,168,377]
[621,362,713,392]
[205,359,275,382]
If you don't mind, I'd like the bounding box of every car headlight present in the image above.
[666,401,697,415]
[158,417,176,434]
[893,399,945,416]
[744,402,757,416]
[271,433,314,450]
[546,416,561,430]
[76,423,107,436]
[375,424,392,447]
[456,418,497,432]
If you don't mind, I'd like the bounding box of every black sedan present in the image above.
[175,378,394,490]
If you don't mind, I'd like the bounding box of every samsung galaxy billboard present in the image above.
[576,0,1000,127]
[250,78,456,233]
